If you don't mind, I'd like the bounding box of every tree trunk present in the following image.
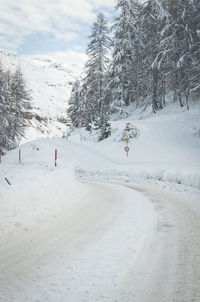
[178,68,184,107]
[152,68,158,113]
[185,89,190,110]
[178,90,184,107]
[162,79,166,107]
[173,88,177,103]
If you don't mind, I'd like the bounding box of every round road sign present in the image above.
[124,146,129,152]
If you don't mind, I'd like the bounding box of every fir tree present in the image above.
[0,63,12,152]
[10,66,31,145]
[110,0,134,109]
[67,0,200,134]
[83,12,110,125]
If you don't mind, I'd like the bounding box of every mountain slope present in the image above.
[0,49,77,142]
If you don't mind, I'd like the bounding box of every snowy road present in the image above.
[0,181,200,302]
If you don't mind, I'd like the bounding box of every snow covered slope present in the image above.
[68,102,200,190]
[0,49,77,142]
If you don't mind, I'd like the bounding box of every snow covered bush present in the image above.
[121,123,139,141]
[113,122,139,142]
[86,116,111,142]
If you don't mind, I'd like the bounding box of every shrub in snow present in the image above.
[113,122,139,142]
[87,116,111,142]
[121,123,139,141]
[86,123,92,133]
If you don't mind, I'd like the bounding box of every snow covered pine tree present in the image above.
[68,12,111,140]
[84,12,110,125]
[0,63,31,153]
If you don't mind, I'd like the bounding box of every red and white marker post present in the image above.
[124,145,129,157]
[55,149,57,167]
[19,149,21,164]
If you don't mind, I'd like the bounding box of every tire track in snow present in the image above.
[114,183,200,302]
[0,182,156,302]
[0,182,200,302]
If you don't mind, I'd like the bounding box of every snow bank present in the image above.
[0,138,87,236]
[76,167,200,191]
[69,103,200,192]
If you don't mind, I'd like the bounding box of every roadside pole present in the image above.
[124,145,129,157]
[55,149,57,167]
[19,149,21,164]
[124,137,130,157]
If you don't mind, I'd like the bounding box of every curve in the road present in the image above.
[0,181,200,302]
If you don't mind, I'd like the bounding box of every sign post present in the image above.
[125,138,129,144]
[55,149,57,167]
[124,145,129,157]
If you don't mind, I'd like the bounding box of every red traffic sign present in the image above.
[124,146,129,152]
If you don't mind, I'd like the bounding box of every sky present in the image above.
[0,0,116,71]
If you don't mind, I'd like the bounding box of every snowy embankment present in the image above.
[71,104,200,192]
[0,138,88,238]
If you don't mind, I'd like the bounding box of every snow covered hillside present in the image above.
[67,102,200,190]
[0,49,77,142]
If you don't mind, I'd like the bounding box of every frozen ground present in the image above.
[0,103,200,301]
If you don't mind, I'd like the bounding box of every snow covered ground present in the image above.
[0,102,200,301]
[72,103,200,191]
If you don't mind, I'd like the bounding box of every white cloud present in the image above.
[0,0,115,51]
[51,31,78,42]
